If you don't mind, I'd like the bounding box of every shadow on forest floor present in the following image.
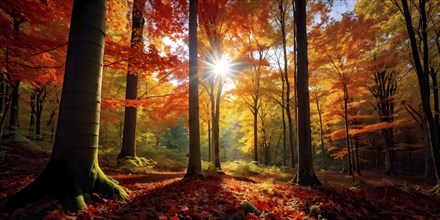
[1,145,440,219]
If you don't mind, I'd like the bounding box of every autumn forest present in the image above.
[0,0,440,219]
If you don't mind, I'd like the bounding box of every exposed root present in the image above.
[296,169,322,186]
[0,160,126,213]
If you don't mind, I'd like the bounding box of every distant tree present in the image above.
[118,0,146,160]
[161,120,189,151]
[0,0,126,212]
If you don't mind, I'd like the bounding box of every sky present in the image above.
[330,0,356,20]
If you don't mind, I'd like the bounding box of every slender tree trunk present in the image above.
[294,0,321,186]
[35,88,46,136]
[213,75,223,172]
[382,128,394,175]
[401,0,440,193]
[253,107,258,163]
[209,81,216,163]
[354,136,361,175]
[343,85,353,178]
[0,91,12,139]
[8,17,21,130]
[430,67,440,139]
[118,0,146,160]
[186,0,202,176]
[208,120,211,161]
[0,0,126,212]
[30,92,36,132]
[278,0,295,168]
[316,99,325,170]
[9,80,19,129]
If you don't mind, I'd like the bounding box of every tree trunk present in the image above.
[186,0,202,177]
[294,0,321,186]
[0,91,12,140]
[316,99,325,170]
[0,0,126,212]
[29,92,36,132]
[343,85,353,179]
[213,75,223,172]
[354,136,361,175]
[118,0,146,160]
[278,0,295,169]
[8,80,20,130]
[208,120,211,161]
[35,88,46,136]
[401,0,440,193]
[8,17,21,131]
[253,106,258,163]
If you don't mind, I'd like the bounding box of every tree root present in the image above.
[295,169,322,186]
[0,160,126,213]
[431,183,440,196]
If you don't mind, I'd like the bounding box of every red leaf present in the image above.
[245,213,260,220]
[255,202,268,211]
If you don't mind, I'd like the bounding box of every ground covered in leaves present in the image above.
[1,145,440,219]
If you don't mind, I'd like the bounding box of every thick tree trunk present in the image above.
[294,0,321,186]
[0,0,126,212]
[118,0,146,160]
[186,0,202,177]
[401,0,440,193]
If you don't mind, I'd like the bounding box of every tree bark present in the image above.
[186,0,203,177]
[118,0,146,160]
[0,0,126,212]
[8,17,21,130]
[8,80,19,129]
[316,99,325,170]
[343,85,354,178]
[278,0,295,168]
[213,75,223,172]
[35,87,46,136]
[294,0,321,186]
[401,0,440,193]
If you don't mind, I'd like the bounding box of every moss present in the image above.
[93,163,127,202]
[0,159,126,213]
[431,182,440,195]
[241,201,261,216]
[60,190,87,211]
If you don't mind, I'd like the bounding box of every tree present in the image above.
[294,0,321,186]
[276,0,296,168]
[186,0,202,176]
[400,0,440,194]
[0,0,126,212]
[118,0,146,160]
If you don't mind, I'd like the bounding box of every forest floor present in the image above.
[1,144,440,219]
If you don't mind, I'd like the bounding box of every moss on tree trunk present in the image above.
[0,160,126,212]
